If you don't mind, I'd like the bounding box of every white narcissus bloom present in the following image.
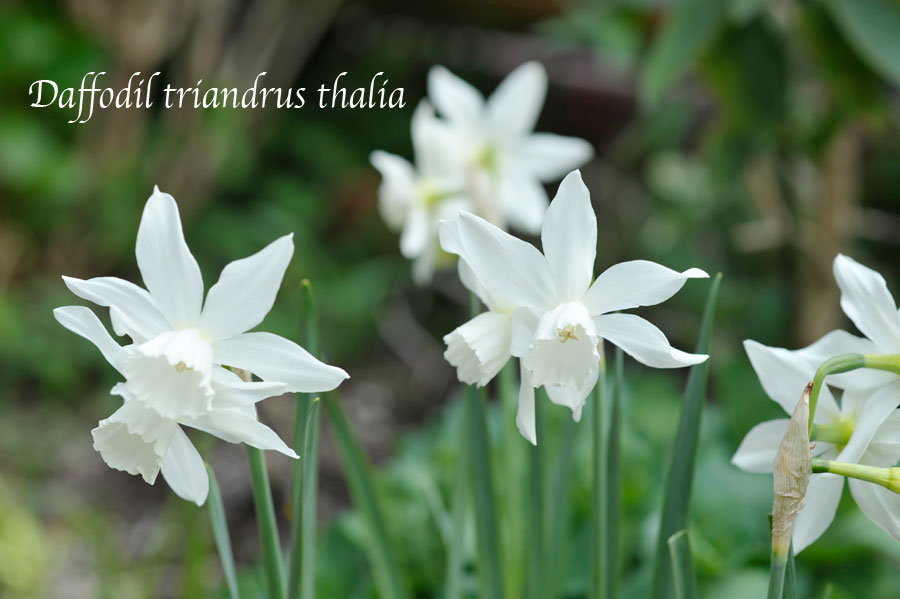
[370,101,470,284]
[428,61,594,234]
[55,187,348,504]
[440,170,708,444]
[732,336,900,553]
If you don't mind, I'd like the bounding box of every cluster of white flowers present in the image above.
[55,188,348,504]
[733,255,900,552]
[371,62,594,283]
[440,170,709,444]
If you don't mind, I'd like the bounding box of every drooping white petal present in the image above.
[54,306,129,375]
[91,400,178,485]
[593,313,707,369]
[210,368,287,410]
[453,212,555,312]
[371,150,417,230]
[837,382,900,464]
[498,174,548,235]
[545,365,599,422]
[792,473,843,554]
[160,427,209,505]
[865,411,900,462]
[848,478,900,542]
[510,307,540,358]
[184,409,298,458]
[516,362,537,445]
[509,133,594,181]
[486,61,547,140]
[400,204,430,259]
[731,419,790,473]
[833,254,900,352]
[213,332,348,393]
[524,301,600,389]
[743,339,841,422]
[443,311,512,387]
[412,101,465,182]
[199,234,294,341]
[62,276,170,342]
[541,170,596,301]
[428,66,484,128]
[582,261,708,316]
[135,188,204,329]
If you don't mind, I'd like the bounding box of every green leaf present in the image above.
[667,530,696,599]
[206,464,240,599]
[246,446,287,599]
[547,417,577,597]
[826,0,900,87]
[650,273,722,599]
[639,0,725,107]
[324,396,408,599]
[444,409,469,599]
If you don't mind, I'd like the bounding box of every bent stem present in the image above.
[807,353,900,433]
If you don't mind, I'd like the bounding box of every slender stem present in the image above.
[767,552,787,599]
[548,417,577,596]
[527,392,546,599]
[590,350,609,599]
[445,406,469,599]
[247,446,287,599]
[667,531,695,599]
[807,354,866,434]
[863,354,900,375]
[607,349,623,599]
[289,280,321,599]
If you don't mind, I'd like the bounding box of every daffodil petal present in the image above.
[400,205,430,259]
[199,234,294,341]
[184,410,298,458]
[53,306,129,374]
[428,65,484,127]
[833,254,900,351]
[453,211,555,312]
[541,170,596,301]
[545,365,598,423]
[731,419,790,474]
[213,332,348,393]
[160,427,209,506]
[593,313,707,369]
[498,174,548,235]
[371,150,416,230]
[135,187,204,329]
[509,133,594,181]
[583,261,708,316]
[516,362,537,445]
[837,382,900,464]
[443,310,512,387]
[848,478,900,542]
[486,61,546,140]
[62,275,169,342]
[792,473,843,554]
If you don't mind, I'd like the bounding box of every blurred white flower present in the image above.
[59,187,347,420]
[370,102,470,283]
[55,187,349,503]
[428,61,594,234]
[732,335,900,553]
[440,170,707,444]
[832,253,900,360]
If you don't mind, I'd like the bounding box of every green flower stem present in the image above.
[590,350,609,599]
[444,407,469,599]
[805,353,900,435]
[767,552,787,599]
[247,445,287,599]
[811,458,900,492]
[527,391,546,599]
[667,531,695,599]
[289,280,321,599]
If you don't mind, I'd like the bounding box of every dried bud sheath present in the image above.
[771,382,813,559]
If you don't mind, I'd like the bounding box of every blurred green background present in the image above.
[1,0,900,597]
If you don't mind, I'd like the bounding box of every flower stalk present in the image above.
[811,459,900,493]
[768,383,812,599]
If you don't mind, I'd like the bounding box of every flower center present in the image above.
[558,325,579,343]
[811,417,855,450]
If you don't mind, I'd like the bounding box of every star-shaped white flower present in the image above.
[428,61,594,234]
[440,170,707,444]
[370,102,470,283]
[55,187,349,504]
[59,187,347,421]
[732,335,900,553]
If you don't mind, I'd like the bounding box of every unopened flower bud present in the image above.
[771,382,813,559]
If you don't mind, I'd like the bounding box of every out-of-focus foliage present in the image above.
[2,0,900,596]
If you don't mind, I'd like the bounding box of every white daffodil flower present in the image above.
[732,336,900,553]
[54,306,299,505]
[371,101,470,284]
[440,170,707,444]
[59,187,348,421]
[428,61,593,234]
